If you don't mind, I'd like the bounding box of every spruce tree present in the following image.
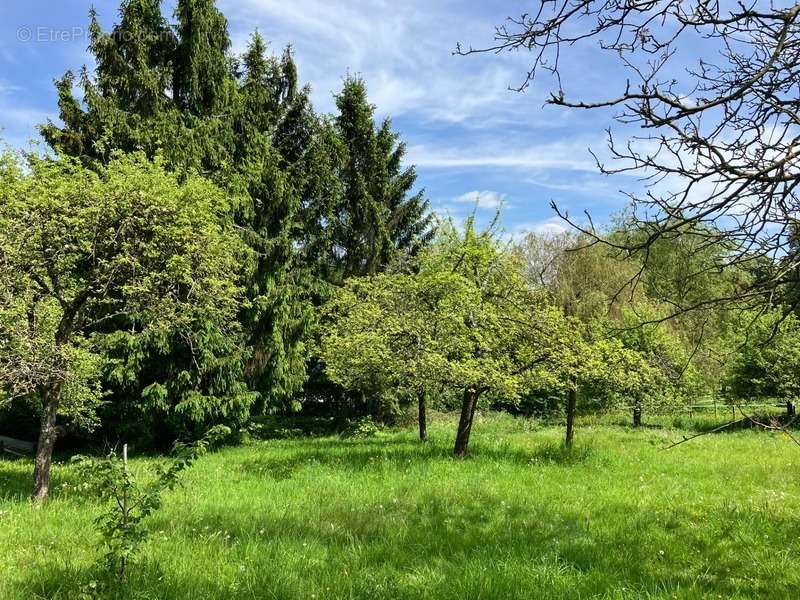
[37,0,433,429]
[39,1,315,431]
[173,0,232,115]
[333,77,433,279]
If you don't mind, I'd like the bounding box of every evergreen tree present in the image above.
[90,0,175,119]
[39,1,316,430]
[173,0,232,115]
[37,0,433,429]
[332,77,433,280]
[232,34,318,409]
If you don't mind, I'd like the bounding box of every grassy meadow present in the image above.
[1,413,799,599]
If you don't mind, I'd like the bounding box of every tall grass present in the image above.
[1,413,799,598]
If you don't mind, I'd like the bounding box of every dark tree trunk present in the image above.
[418,392,428,441]
[565,386,577,448]
[32,384,61,503]
[454,388,479,457]
[633,406,642,427]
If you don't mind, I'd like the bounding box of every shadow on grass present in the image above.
[526,441,594,465]
[240,436,596,481]
[0,456,93,502]
[247,415,345,440]
[0,460,34,501]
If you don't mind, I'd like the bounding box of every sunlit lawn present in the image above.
[1,413,799,599]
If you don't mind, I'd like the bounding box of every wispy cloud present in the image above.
[0,0,635,237]
[0,80,21,95]
[222,0,547,124]
[408,138,602,172]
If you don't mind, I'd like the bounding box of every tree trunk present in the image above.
[418,391,428,442]
[454,388,479,457]
[565,386,577,448]
[32,384,61,503]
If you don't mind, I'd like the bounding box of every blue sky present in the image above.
[0,0,640,236]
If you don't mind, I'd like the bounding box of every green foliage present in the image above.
[38,2,432,422]
[726,311,800,401]
[418,217,575,403]
[340,416,382,439]
[321,271,446,419]
[330,77,433,280]
[516,227,747,412]
[0,149,245,498]
[0,149,247,415]
[41,1,316,417]
[73,425,230,581]
[0,293,105,430]
[323,216,567,413]
[323,215,668,441]
[617,221,745,396]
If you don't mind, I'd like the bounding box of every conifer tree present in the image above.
[173,0,232,115]
[37,1,433,427]
[39,1,315,428]
[332,77,433,279]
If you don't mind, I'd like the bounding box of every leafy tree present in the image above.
[322,272,466,440]
[517,230,684,435]
[0,151,245,502]
[422,221,575,455]
[726,311,800,402]
[323,216,575,455]
[556,333,659,444]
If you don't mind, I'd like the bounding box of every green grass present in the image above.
[2,413,800,599]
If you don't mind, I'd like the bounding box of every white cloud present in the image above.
[455,190,507,208]
[532,219,569,235]
[512,217,570,237]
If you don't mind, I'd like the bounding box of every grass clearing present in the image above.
[1,413,799,599]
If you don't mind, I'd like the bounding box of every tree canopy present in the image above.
[0,151,244,501]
